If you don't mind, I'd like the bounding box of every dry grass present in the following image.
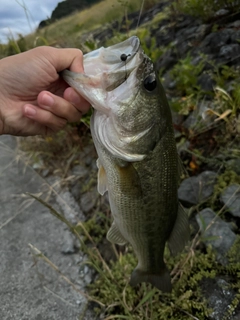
[24,0,159,49]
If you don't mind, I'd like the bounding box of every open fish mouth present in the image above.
[83,36,141,72]
[61,36,144,110]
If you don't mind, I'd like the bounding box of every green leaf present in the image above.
[134,288,156,310]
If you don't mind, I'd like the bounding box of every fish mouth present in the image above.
[82,36,143,90]
[61,36,144,113]
[84,36,141,69]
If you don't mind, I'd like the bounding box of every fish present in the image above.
[62,36,189,292]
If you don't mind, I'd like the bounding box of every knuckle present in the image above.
[32,46,50,56]
[72,48,83,57]
[52,119,67,133]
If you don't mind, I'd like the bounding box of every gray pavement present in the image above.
[0,135,94,320]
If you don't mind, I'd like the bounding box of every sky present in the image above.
[0,0,62,43]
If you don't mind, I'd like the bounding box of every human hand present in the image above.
[0,46,90,136]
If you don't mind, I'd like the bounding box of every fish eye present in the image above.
[144,74,157,92]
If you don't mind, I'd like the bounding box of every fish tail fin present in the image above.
[129,266,172,293]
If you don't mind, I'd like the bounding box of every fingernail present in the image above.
[24,106,37,116]
[42,94,54,106]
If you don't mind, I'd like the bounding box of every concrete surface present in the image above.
[0,135,94,320]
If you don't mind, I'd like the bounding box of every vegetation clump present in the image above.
[174,0,240,21]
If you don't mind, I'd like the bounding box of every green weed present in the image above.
[170,54,205,97]
[174,0,240,21]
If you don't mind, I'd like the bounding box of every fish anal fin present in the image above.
[107,222,127,245]
[97,159,108,196]
[168,204,190,256]
[129,266,172,293]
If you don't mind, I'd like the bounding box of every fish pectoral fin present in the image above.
[129,266,172,293]
[97,159,108,195]
[107,222,127,245]
[168,203,190,256]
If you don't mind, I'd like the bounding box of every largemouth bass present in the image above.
[62,36,189,292]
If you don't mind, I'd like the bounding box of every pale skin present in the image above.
[0,46,90,136]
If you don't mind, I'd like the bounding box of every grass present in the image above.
[20,124,91,177]
[173,0,240,21]
[0,0,160,54]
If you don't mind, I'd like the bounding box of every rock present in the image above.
[61,231,77,254]
[156,51,178,73]
[197,73,216,92]
[155,26,174,47]
[196,208,236,264]
[70,181,82,202]
[32,159,44,170]
[200,29,234,53]
[201,277,236,320]
[71,165,89,179]
[219,44,240,60]
[70,165,90,202]
[80,189,98,213]
[221,184,240,217]
[228,20,240,28]
[175,16,196,30]
[41,169,50,177]
[81,144,97,167]
[176,26,198,41]
[226,159,240,175]
[231,29,240,43]
[195,24,211,40]
[178,171,217,206]
[214,9,230,17]
[162,71,176,90]
[57,189,85,224]
[182,102,209,129]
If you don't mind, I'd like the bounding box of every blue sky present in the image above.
[0,0,61,43]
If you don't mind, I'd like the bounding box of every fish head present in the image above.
[62,36,171,161]
[62,36,144,113]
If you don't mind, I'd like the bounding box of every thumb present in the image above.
[47,47,84,73]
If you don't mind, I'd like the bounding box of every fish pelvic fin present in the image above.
[129,267,172,293]
[107,222,127,245]
[168,203,190,256]
[97,158,108,195]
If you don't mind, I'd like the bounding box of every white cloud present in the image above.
[0,0,62,43]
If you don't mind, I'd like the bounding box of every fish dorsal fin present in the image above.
[107,222,127,245]
[97,158,108,195]
[168,204,190,256]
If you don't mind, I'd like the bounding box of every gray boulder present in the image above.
[196,208,236,265]
[178,171,217,205]
[221,184,240,218]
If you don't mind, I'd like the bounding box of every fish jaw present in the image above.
[61,36,144,115]
[83,36,142,75]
